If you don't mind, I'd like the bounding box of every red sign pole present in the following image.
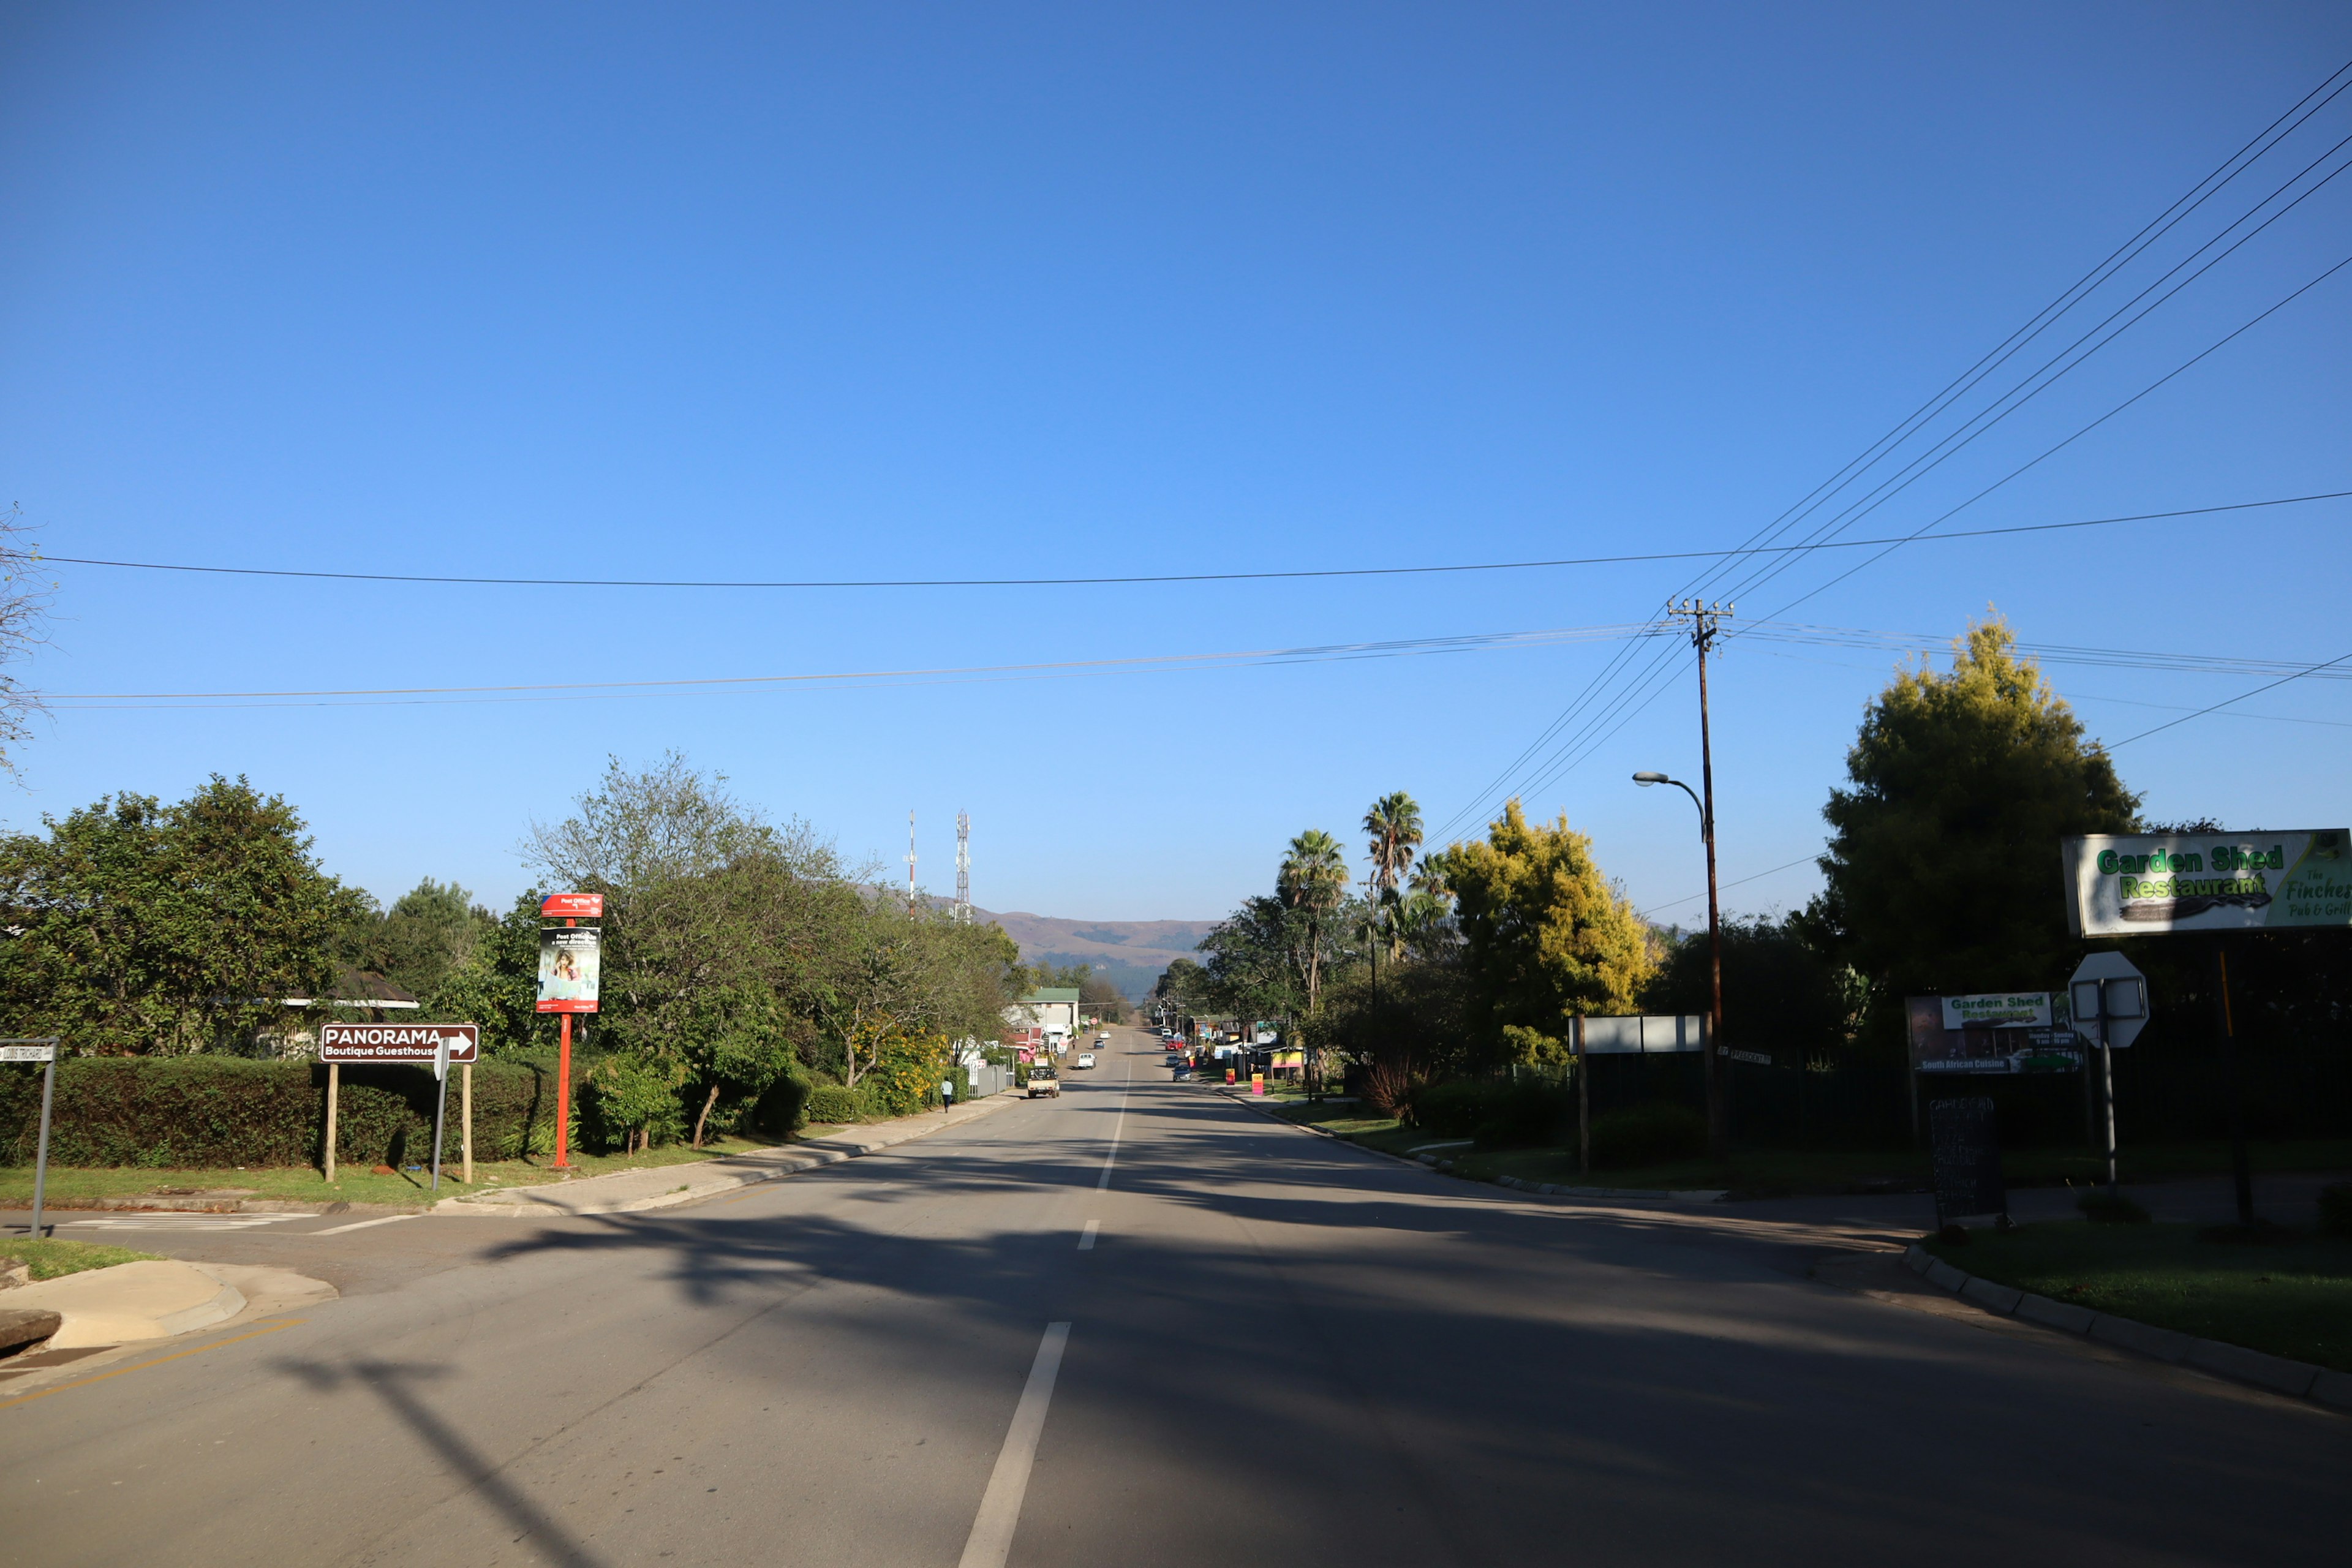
[554,915,575,1169]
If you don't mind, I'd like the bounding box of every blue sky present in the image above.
[2,2,2347,925]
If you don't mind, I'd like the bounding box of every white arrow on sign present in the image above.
[2070,951,2149,1049]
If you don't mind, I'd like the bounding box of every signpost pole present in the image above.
[325,1061,340,1184]
[554,914,576,1170]
[431,1033,451,1193]
[2213,941,2254,1227]
[462,1061,474,1186]
[2097,1010,2118,1196]
[30,1044,57,1242]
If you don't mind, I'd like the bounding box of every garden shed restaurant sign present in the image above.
[2061,831,2352,937]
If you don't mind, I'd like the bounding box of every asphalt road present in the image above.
[2,1027,2344,1567]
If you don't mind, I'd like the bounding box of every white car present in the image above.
[1075,1053,1096,1069]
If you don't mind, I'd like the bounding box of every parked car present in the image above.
[1025,1065,1061,1098]
[1076,1053,1096,1069]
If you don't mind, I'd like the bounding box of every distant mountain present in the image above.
[973,908,1218,1002]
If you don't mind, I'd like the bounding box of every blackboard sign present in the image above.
[1928,1096,2007,1224]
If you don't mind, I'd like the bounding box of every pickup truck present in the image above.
[1025,1065,1061,1099]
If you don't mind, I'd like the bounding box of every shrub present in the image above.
[1586,1102,1707,1169]
[0,1056,564,1170]
[1360,1058,1429,1122]
[805,1084,862,1125]
[2321,1182,2352,1240]
[581,1055,684,1154]
[2078,1188,2150,1224]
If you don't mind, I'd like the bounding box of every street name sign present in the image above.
[0,1042,56,1063]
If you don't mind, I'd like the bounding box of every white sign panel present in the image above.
[320,1023,480,1065]
[1940,992,2053,1031]
[2062,830,2352,937]
[0,1043,56,1063]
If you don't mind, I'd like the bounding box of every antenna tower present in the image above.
[954,810,971,923]
[905,810,918,913]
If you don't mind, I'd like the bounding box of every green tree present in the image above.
[1362,791,1424,960]
[1277,828,1349,1018]
[1643,916,1861,1065]
[1444,799,1653,1067]
[1194,895,1310,1025]
[0,777,363,1054]
[1806,617,2139,1053]
[340,877,494,1000]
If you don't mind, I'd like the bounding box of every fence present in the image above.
[966,1063,1014,1099]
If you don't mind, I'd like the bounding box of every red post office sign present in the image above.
[540,892,605,919]
[320,1023,480,1065]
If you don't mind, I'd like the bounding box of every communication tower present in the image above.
[954,810,971,923]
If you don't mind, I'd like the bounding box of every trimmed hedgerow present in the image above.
[0,1056,568,1170]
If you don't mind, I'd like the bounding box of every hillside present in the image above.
[973,908,1217,1002]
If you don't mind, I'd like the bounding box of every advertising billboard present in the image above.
[2061,830,2351,937]
[1907,995,2082,1075]
[536,927,602,1014]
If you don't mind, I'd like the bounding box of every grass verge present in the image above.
[1925,1221,2352,1372]
[1261,1103,2352,1201]
[4,1237,166,1281]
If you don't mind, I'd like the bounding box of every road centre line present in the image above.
[309,1213,420,1235]
[1078,1220,1099,1251]
[956,1322,1072,1568]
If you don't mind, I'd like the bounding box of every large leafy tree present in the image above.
[1444,799,1653,1066]
[0,777,364,1054]
[1806,618,2139,1051]
[340,877,494,1000]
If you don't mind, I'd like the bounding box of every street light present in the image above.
[1635,769,1725,1154]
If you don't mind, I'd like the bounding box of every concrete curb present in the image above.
[1901,1242,2351,1413]
[434,1090,1027,1218]
[1492,1172,1730,1204]
[1,1196,355,1216]
[1,1259,247,1348]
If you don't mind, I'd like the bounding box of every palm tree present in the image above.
[1362,791,1425,960]
[1277,828,1348,1018]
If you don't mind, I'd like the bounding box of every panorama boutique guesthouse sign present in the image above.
[2061,830,2352,937]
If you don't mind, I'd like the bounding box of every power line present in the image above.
[39,491,2344,593]
[1433,64,2352,840]
[2106,652,2352,749]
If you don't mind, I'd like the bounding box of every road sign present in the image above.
[320,1023,479,1064]
[2,1038,61,1239]
[0,1042,56,1063]
[540,892,605,919]
[2068,954,2149,1049]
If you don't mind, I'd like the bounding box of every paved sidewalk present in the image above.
[436,1089,1027,1218]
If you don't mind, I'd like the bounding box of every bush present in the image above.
[2321,1183,2352,1240]
[805,1084,862,1125]
[2078,1188,2150,1224]
[581,1056,685,1153]
[1406,1079,1574,1149]
[0,1056,564,1170]
[1587,1102,1707,1169]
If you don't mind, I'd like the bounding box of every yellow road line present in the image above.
[0,1318,306,1411]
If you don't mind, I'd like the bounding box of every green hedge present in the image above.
[0,1057,570,1170]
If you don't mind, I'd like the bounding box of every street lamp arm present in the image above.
[1633,772,1706,840]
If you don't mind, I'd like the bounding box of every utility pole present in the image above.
[906,810,918,913]
[1670,598,1730,1156]
[956,810,972,924]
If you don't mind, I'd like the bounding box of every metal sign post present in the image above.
[431,1031,453,1191]
[1,1040,59,1241]
[2068,954,2148,1196]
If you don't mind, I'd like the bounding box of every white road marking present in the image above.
[309,1213,421,1235]
[1078,1220,1099,1251]
[1096,1052,1133,1191]
[957,1321,1072,1568]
